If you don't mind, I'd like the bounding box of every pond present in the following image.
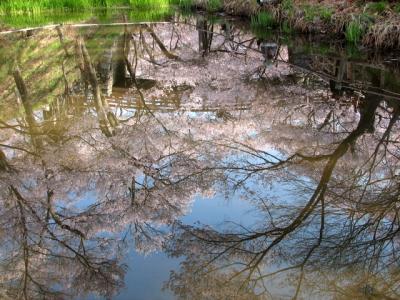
[1,9,400,300]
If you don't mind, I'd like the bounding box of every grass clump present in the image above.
[128,0,170,8]
[281,20,293,34]
[365,1,388,14]
[345,13,373,44]
[0,0,131,14]
[319,7,333,22]
[207,0,222,12]
[0,0,85,14]
[1,0,121,13]
[394,3,400,13]
[345,19,363,44]
[251,11,276,28]
[281,0,294,12]
[0,11,92,27]
[302,5,333,22]
[282,0,295,20]
[0,0,174,14]
[128,6,173,21]
[171,0,193,10]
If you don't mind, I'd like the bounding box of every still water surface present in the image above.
[0,10,400,300]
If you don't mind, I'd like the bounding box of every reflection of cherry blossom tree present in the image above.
[0,16,399,300]
[0,99,224,298]
[164,96,400,299]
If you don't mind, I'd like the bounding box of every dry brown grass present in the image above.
[193,0,400,50]
[191,0,259,16]
[331,13,350,34]
[278,5,335,34]
[192,0,207,9]
[222,0,259,17]
[363,16,400,49]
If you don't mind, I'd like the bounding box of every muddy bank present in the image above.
[191,0,400,50]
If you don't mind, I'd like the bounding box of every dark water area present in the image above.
[0,10,400,300]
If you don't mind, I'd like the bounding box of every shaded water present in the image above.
[1,10,400,300]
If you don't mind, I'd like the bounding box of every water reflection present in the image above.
[0,13,400,299]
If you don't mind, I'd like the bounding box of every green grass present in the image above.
[170,0,193,10]
[251,26,274,40]
[281,0,294,12]
[171,0,221,12]
[251,11,276,28]
[281,20,293,34]
[0,6,173,28]
[0,0,174,28]
[281,0,295,20]
[206,0,222,12]
[128,0,171,8]
[345,14,373,45]
[0,0,124,14]
[345,18,364,44]
[0,0,174,15]
[0,11,93,27]
[394,3,400,14]
[346,44,362,59]
[302,5,333,22]
[365,1,388,14]
[127,6,173,21]
[319,7,333,22]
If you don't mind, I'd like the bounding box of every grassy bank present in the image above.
[0,0,172,14]
[171,0,223,12]
[267,0,400,49]
[181,0,400,50]
[2,0,400,50]
[0,9,173,28]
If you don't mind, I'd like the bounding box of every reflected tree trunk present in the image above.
[56,26,70,57]
[12,66,42,150]
[75,37,118,137]
[145,24,178,60]
[0,149,11,171]
[197,18,214,55]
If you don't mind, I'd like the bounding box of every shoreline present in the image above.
[1,0,399,50]
[189,0,400,50]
